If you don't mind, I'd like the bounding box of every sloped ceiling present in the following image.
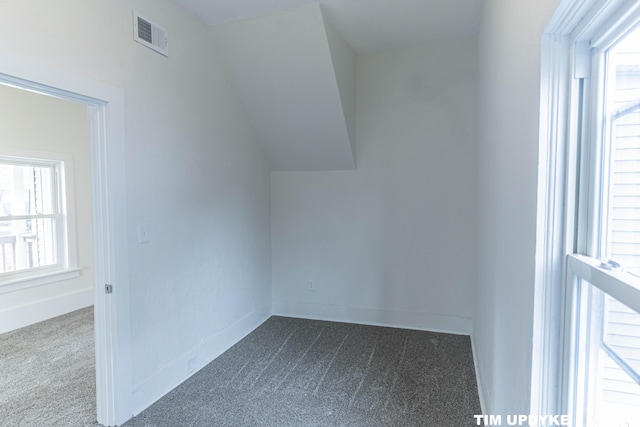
[211,4,356,171]
[171,0,482,171]
[174,0,483,55]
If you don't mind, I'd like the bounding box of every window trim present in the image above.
[535,0,640,418]
[0,267,81,294]
[0,147,79,292]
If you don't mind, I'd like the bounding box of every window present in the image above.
[563,12,640,427]
[0,150,79,291]
[606,28,640,275]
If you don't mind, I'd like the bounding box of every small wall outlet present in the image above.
[187,356,198,373]
[308,281,316,291]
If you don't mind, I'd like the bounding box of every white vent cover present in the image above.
[133,11,168,57]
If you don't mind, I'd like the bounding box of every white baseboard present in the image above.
[0,287,93,334]
[131,305,271,416]
[470,334,487,415]
[272,299,472,335]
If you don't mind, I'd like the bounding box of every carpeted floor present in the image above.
[0,307,97,427]
[0,312,481,426]
[125,316,481,426]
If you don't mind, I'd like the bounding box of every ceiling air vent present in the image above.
[133,11,168,57]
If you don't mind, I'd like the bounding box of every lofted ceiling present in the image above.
[170,0,482,171]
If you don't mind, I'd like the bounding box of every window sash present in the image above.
[567,254,640,315]
[563,15,640,422]
[0,216,61,276]
[564,254,640,425]
[0,160,60,213]
[0,156,67,280]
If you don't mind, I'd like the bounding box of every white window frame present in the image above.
[535,0,640,420]
[0,148,81,293]
[563,255,640,424]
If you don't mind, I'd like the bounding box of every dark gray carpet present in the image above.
[125,316,481,426]
[0,307,97,427]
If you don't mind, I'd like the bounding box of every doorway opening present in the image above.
[0,53,132,426]
[0,83,95,423]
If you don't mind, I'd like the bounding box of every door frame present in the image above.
[0,50,132,426]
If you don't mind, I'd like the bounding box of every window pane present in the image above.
[576,281,640,427]
[603,295,640,375]
[0,162,55,217]
[598,350,640,427]
[0,218,57,273]
[608,26,640,274]
[599,288,640,427]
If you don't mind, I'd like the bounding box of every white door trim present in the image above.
[0,51,132,426]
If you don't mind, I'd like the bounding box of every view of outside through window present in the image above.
[594,23,640,427]
[608,25,640,274]
[0,161,57,275]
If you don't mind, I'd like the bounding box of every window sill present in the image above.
[0,268,83,294]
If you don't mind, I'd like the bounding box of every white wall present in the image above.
[272,39,477,334]
[0,0,271,417]
[474,0,561,416]
[0,84,92,333]
[0,0,575,421]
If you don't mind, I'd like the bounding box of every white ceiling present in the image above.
[172,0,483,54]
[168,0,482,171]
